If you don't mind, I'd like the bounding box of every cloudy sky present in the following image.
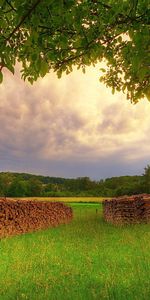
[0,64,150,179]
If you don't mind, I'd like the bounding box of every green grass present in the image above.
[0,203,150,300]
[9,197,108,203]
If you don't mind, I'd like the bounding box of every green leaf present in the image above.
[145,89,150,101]
[57,69,62,79]
[82,67,85,74]
[100,68,106,73]
[118,36,122,43]
[40,61,49,77]
[139,67,147,82]
[28,77,34,84]
[112,87,115,95]
[7,64,14,74]
[0,72,3,84]
[99,76,104,83]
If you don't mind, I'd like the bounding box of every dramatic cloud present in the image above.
[0,65,150,178]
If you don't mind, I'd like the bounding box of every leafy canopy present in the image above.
[0,0,150,103]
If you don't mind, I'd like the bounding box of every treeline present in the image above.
[0,166,150,197]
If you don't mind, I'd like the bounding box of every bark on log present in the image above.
[0,199,73,238]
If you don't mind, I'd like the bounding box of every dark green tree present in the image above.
[0,0,149,103]
[8,179,28,197]
[0,173,13,197]
[143,165,150,193]
[27,178,43,196]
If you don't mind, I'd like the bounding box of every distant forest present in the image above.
[0,166,150,197]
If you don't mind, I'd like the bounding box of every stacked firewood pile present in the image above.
[102,194,150,225]
[0,198,73,238]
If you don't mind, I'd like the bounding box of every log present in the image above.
[0,198,73,238]
[102,194,150,225]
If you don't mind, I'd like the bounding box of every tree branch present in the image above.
[129,0,138,17]
[91,0,112,10]
[6,0,43,41]
[38,25,76,36]
[5,0,17,12]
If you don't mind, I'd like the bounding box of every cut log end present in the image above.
[0,199,73,238]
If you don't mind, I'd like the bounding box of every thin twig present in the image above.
[5,0,17,12]
[6,0,43,41]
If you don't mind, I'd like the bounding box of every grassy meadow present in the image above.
[9,197,108,203]
[1,203,150,300]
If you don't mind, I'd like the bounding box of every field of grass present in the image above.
[9,197,108,203]
[1,203,150,300]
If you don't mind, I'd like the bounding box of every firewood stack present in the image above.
[102,194,150,225]
[0,198,73,238]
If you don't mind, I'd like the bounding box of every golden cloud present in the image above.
[0,64,150,166]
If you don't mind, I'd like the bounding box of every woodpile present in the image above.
[0,198,73,238]
[102,194,150,225]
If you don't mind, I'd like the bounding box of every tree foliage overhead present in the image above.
[0,0,150,103]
